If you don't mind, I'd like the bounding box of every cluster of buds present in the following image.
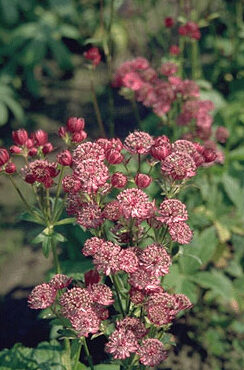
[58,117,87,145]
[84,46,101,67]
[1,118,218,367]
[0,148,16,174]
[11,128,53,157]
[178,21,201,40]
[112,57,228,162]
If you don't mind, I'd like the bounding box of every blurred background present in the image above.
[0,1,244,369]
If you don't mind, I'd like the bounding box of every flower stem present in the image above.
[111,274,125,316]
[132,94,141,129]
[83,337,94,370]
[51,238,61,274]
[73,339,83,370]
[53,166,64,218]
[64,338,72,370]
[90,71,106,138]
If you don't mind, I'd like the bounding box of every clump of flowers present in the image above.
[1,115,218,368]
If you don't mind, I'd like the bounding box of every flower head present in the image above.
[138,339,167,366]
[124,131,154,154]
[168,221,193,244]
[105,328,139,359]
[161,152,196,180]
[157,199,188,224]
[28,283,57,309]
[49,274,72,290]
[117,188,155,220]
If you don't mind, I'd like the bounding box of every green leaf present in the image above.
[0,101,8,125]
[94,365,120,370]
[2,95,24,122]
[42,236,52,258]
[222,174,244,209]
[52,232,66,243]
[229,146,244,160]
[48,39,72,70]
[55,218,76,226]
[32,231,48,244]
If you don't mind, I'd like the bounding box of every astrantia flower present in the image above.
[117,188,155,220]
[74,159,109,194]
[138,339,167,366]
[139,243,171,277]
[62,175,81,193]
[105,328,139,359]
[157,199,188,224]
[70,308,101,337]
[117,317,147,339]
[111,172,127,188]
[102,200,122,221]
[161,151,196,180]
[145,292,177,325]
[93,241,121,275]
[28,283,57,309]
[73,142,105,164]
[161,62,178,76]
[124,131,154,154]
[88,283,114,306]
[24,160,59,188]
[118,249,139,273]
[150,135,172,160]
[122,72,144,91]
[168,221,193,244]
[59,287,92,319]
[129,287,146,304]
[215,126,229,143]
[83,237,105,257]
[49,274,72,290]
[174,293,193,313]
[77,202,104,229]
[172,139,204,167]
[129,268,160,292]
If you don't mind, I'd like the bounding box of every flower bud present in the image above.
[66,117,85,133]
[150,144,171,160]
[84,47,101,66]
[58,126,67,138]
[28,147,38,157]
[164,17,174,28]
[111,172,127,188]
[25,174,35,184]
[215,126,229,144]
[33,129,48,146]
[57,150,73,166]
[25,138,35,149]
[42,142,53,155]
[12,129,28,146]
[135,173,152,188]
[106,149,124,164]
[169,45,180,55]
[202,148,217,163]
[71,130,87,143]
[84,269,100,287]
[5,161,16,174]
[0,148,9,166]
[10,145,22,154]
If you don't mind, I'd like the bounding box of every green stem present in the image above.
[111,274,125,316]
[64,338,72,370]
[83,337,94,370]
[46,188,51,222]
[9,175,38,219]
[138,153,141,173]
[132,94,141,129]
[179,36,185,78]
[73,340,83,370]
[51,238,61,274]
[53,166,64,218]
[90,71,106,138]
[191,40,200,80]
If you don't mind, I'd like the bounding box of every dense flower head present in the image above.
[138,339,168,366]
[24,160,59,188]
[161,151,196,180]
[73,142,105,164]
[161,62,178,77]
[122,71,144,91]
[49,274,72,290]
[117,317,147,339]
[139,243,171,277]
[135,173,152,188]
[83,237,105,256]
[172,140,205,167]
[28,283,57,309]
[105,328,139,359]
[157,199,188,224]
[102,200,122,221]
[77,202,104,229]
[145,292,177,325]
[59,287,92,319]
[117,188,155,220]
[111,172,127,188]
[118,249,139,273]
[62,175,81,193]
[174,293,193,312]
[74,159,109,193]
[90,240,121,275]
[57,150,73,166]
[168,221,193,244]
[88,283,114,305]
[129,287,146,304]
[70,308,100,337]
[124,131,154,154]
[129,268,160,292]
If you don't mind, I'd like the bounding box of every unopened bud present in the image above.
[135,173,152,188]
[66,117,85,133]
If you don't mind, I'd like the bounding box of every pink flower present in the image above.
[168,221,193,244]
[28,283,57,309]
[138,339,167,366]
[215,126,229,143]
[129,268,160,292]
[122,72,144,91]
[111,172,127,188]
[170,45,180,55]
[135,173,152,188]
[157,199,188,224]
[66,117,85,133]
[0,148,9,166]
[49,274,72,290]
[118,249,139,273]
[83,237,105,256]
[172,140,205,167]
[60,287,92,319]
[88,283,114,305]
[42,142,53,155]
[129,287,146,304]
[117,317,147,339]
[73,142,105,164]
[105,149,124,164]
[164,17,174,28]
[139,243,171,277]
[57,150,73,166]
[124,131,154,154]
[102,200,122,221]
[145,292,177,325]
[174,293,193,312]
[32,129,48,146]
[5,162,16,174]
[150,135,172,160]
[12,129,28,146]
[77,202,104,229]
[117,188,155,220]
[161,62,178,76]
[70,308,101,337]
[24,160,59,188]
[74,159,109,193]
[62,175,81,193]
[161,151,196,180]
[105,328,139,359]
[92,240,121,275]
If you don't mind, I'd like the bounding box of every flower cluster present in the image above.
[59,117,87,144]
[112,58,228,160]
